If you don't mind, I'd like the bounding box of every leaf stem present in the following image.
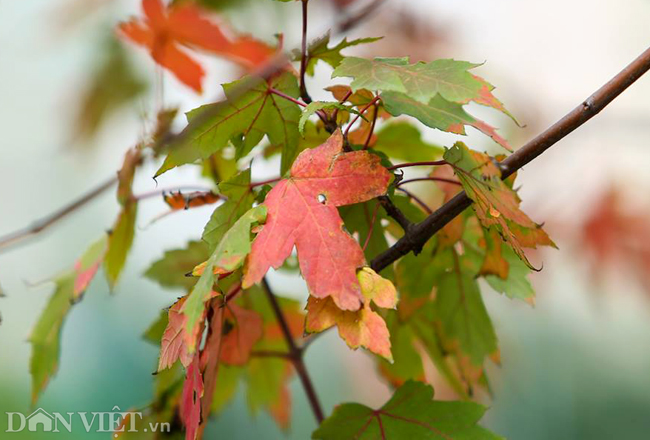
[261,277,324,424]
[396,177,461,187]
[250,177,282,188]
[330,89,353,126]
[344,95,381,138]
[396,188,433,215]
[387,161,448,171]
[362,102,379,150]
[299,0,312,103]
[362,201,380,252]
[269,87,307,108]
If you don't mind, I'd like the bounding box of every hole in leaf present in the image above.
[318,194,327,204]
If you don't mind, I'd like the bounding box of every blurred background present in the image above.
[2,0,650,438]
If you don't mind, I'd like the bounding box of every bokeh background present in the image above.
[2,0,650,438]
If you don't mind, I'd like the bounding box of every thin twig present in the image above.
[261,277,324,423]
[299,0,312,103]
[344,95,381,137]
[388,160,447,171]
[269,87,307,108]
[371,44,650,273]
[397,188,433,214]
[396,177,461,187]
[331,89,353,124]
[250,177,281,188]
[337,0,387,32]
[362,102,379,150]
[0,175,117,252]
[377,195,413,232]
[362,201,380,252]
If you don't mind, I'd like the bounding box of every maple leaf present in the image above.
[156,72,301,176]
[72,235,108,300]
[433,249,498,367]
[158,296,193,371]
[373,121,444,162]
[220,303,264,365]
[312,380,502,439]
[183,206,266,350]
[202,169,254,252]
[333,57,514,149]
[444,142,555,269]
[180,354,203,440]
[243,130,391,311]
[118,0,276,93]
[296,32,381,76]
[581,188,650,292]
[333,56,507,110]
[382,92,511,151]
[145,240,210,290]
[306,267,397,360]
[30,236,108,403]
[74,38,147,142]
[104,202,138,289]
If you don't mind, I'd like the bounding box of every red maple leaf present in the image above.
[180,354,203,440]
[118,0,277,92]
[243,130,391,311]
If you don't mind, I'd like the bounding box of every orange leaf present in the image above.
[158,297,193,371]
[220,304,263,365]
[118,0,277,93]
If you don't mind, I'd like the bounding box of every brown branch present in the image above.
[377,195,413,232]
[0,175,117,252]
[261,277,324,424]
[371,44,650,273]
[299,0,312,103]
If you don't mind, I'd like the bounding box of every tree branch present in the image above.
[261,277,324,424]
[371,44,650,273]
[377,195,413,232]
[0,175,117,252]
[299,0,312,104]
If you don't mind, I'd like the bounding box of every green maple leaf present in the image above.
[298,33,381,76]
[312,380,502,439]
[333,57,487,104]
[30,235,109,403]
[373,122,444,162]
[202,169,254,252]
[157,72,301,176]
[433,249,498,367]
[29,273,75,404]
[299,101,359,134]
[104,202,137,289]
[144,241,210,290]
[183,206,267,351]
[382,92,511,150]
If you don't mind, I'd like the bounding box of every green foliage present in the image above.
[333,57,485,104]
[312,381,501,439]
[298,33,381,76]
[157,73,301,176]
[104,202,137,288]
[202,169,254,252]
[145,241,210,290]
